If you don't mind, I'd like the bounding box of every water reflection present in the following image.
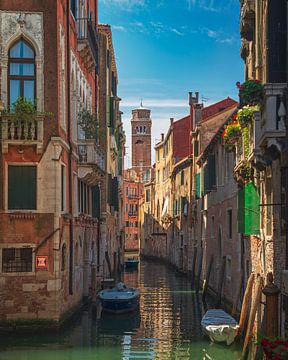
[0,259,241,359]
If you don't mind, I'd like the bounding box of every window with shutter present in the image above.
[108,174,113,205]
[8,165,36,210]
[113,177,119,211]
[238,183,260,235]
[195,173,201,199]
[92,186,101,219]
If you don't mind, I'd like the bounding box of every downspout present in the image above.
[66,0,74,295]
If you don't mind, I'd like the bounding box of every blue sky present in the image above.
[98,0,243,166]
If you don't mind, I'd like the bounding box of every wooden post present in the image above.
[191,246,197,288]
[232,273,244,317]
[216,256,226,307]
[262,272,280,338]
[242,275,263,359]
[195,247,203,293]
[105,251,112,278]
[202,255,213,302]
[239,273,255,336]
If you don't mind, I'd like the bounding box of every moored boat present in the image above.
[98,282,140,314]
[201,309,239,346]
[125,257,139,269]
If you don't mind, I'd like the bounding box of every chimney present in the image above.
[189,92,193,106]
[170,118,174,125]
[161,133,164,141]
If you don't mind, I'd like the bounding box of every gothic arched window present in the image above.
[8,39,36,107]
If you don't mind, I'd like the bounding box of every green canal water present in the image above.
[0,260,241,359]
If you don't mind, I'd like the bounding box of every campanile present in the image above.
[131,103,152,176]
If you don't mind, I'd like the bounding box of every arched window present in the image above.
[8,39,36,107]
[61,244,67,271]
[136,126,139,133]
[143,126,146,133]
[139,126,142,133]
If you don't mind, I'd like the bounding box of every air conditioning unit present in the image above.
[282,270,288,296]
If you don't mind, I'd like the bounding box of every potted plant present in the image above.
[261,337,288,359]
[222,120,241,151]
[236,105,260,127]
[77,109,100,140]
[237,80,263,106]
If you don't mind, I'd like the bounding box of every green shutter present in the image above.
[195,173,201,199]
[92,186,101,219]
[8,166,36,210]
[194,140,199,157]
[238,183,260,235]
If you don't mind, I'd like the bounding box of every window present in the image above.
[227,209,232,240]
[61,244,66,271]
[78,180,91,215]
[70,0,77,18]
[8,165,36,210]
[8,39,35,107]
[181,170,185,185]
[61,165,66,212]
[2,247,32,273]
[146,189,150,202]
[226,256,232,280]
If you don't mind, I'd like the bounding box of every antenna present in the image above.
[202,96,210,103]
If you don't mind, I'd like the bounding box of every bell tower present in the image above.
[131,102,152,176]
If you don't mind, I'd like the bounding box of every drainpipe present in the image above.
[66,0,74,295]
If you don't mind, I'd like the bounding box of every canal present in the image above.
[0,260,241,359]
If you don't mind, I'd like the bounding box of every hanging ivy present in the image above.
[243,126,250,159]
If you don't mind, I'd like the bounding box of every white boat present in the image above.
[201,309,239,346]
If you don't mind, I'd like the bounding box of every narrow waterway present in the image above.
[0,260,241,359]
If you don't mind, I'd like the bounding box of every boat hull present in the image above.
[125,260,139,269]
[201,309,239,346]
[100,295,140,314]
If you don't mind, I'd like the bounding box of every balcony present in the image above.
[76,18,98,72]
[128,194,139,200]
[128,212,138,218]
[240,0,255,41]
[256,84,286,152]
[1,114,44,154]
[78,140,105,185]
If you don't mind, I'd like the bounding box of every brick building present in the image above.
[0,0,124,326]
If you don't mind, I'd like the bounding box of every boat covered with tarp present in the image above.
[98,282,140,314]
[201,309,239,345]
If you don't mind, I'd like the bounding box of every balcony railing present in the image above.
[78,140,105,172]
[76,18,98,69]
[1,114,44,154]
[128,212,138,217]
[128,194,139,200]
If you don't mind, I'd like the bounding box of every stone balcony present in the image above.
[256,84,286,151]
[76,18,98,72]
[1,114,44,154]
[78,140,105,185]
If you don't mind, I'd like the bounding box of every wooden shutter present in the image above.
[8,165,36,210]
[194,140,199,157]
[113,177,119,211]
[109,97,114,129]
[245,183,260,235]
[92,186,101,219]
[107,174,113,205]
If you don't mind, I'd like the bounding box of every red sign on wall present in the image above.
[36,256,48,270]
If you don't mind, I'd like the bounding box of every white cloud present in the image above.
[187,0,237,12]
[112,25,126,31]
[99,0,145,9]
[200,27,237,45]
[170,28,184,36]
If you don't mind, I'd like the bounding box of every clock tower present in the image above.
[131,103,152,178]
